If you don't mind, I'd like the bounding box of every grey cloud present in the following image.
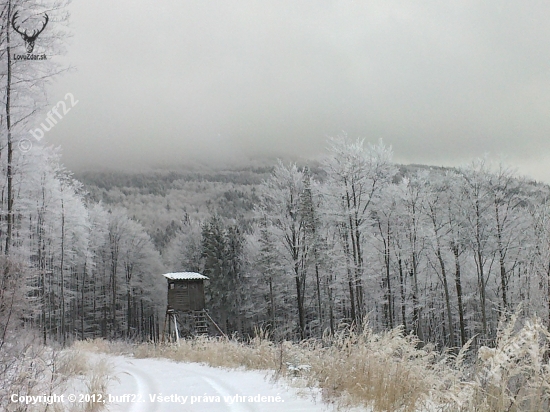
[44,0,550,181]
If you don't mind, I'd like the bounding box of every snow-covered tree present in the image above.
[322,136,396,325]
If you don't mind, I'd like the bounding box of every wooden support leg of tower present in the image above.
[161,310,169,344]
[172,313,180,345]
[204,311,228,339]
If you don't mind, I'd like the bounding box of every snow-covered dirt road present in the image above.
[106,356,346,412]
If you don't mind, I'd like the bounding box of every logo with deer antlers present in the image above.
[11,11,49,54]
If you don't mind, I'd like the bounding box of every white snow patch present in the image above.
[105,355,370,412]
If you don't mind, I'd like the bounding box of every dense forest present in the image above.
[0,0,165,347]
[4,105,550,350]
[77,141,550,351]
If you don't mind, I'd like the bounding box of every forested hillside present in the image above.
[3,122,548,350]
[75,166,273,250]
[0,147,167,344]
[76,141,550,351]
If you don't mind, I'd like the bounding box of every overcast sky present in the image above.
[44,0,550,181]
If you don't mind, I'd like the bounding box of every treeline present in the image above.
[167,137,550,348]
[78,168,271,196]
[0,148,165,345]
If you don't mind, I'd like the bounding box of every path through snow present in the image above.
[106,355,356,412]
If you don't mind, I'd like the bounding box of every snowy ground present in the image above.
[105,355,367,412]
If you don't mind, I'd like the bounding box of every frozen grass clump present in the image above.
[454,314,550,412]
[294,327,450,411]
[0,335,115,412]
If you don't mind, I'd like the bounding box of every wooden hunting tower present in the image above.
[161,272,225,341]
[164,272,208,312]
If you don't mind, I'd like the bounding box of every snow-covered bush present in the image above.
[289,327,447,411]
[448,314,550,411]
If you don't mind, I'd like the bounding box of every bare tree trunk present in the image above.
[326,274,335,335]
[37,185,47,343]
[345,182,362,325]
[81,265,86,340]
[495,205,508,313]
[378,220,393,328]
[291,227,306,340]
[452,243,467,346]
[411,252,424,343]
[435,246,455,347]
[354,220,364,324]
[140,298,145,341]
[294,269,305,340]
[4,0,13,255]
[398,256,407,332]
[60,198,66,346]
[109,233,119,337]
[126,263,132,338]
[340,225,356,323]
[476,247,488,337]
[314,261,322,335]
[269,276,275,330]
[384,251,393,329]
[429,206,455,347]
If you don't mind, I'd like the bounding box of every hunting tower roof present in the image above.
[163,272,209,281]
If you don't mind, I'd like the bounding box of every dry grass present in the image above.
[72,338,134,356]
[300,328,447,411]
[450,314,550,412]
[78,330,449,411]
[76,357,116,412]
[72,315,550,412]
[0,339,67,412]
[0,337,115,412]
[134,334,281,370]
